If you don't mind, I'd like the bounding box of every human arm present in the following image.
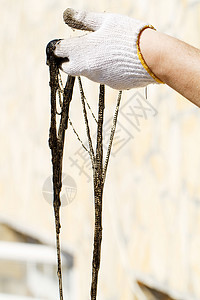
[140,28,200,107]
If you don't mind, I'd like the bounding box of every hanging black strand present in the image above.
[46,39,75,300]
[90,85,105,300]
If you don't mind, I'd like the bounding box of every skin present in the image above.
[140,28,200,107]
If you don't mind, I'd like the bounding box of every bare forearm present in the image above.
[140,29,200,107]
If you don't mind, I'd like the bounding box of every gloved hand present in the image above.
[54,8,163,90]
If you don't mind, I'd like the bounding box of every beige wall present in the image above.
[1,0,200,299]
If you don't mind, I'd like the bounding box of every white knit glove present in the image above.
[54,8,163,90]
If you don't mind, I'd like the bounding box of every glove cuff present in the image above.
[137,25,164,84]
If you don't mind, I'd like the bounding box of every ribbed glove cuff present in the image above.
[136,25,164,84]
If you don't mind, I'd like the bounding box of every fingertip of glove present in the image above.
[63,8,74,24]
[63,8,94,31]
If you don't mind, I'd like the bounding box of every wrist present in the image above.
[138,28,164,84]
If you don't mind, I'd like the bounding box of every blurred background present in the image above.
[1,0,200,299]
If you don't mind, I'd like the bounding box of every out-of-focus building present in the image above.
[1,0,200,299]
[0,217,75,299]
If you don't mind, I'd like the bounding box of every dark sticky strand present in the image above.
[102,91,122,183]
[78,76,98,123]
[78,76,95,166]
[46,40,75,300]
[145,86,148,99]
[90,85,105,300]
